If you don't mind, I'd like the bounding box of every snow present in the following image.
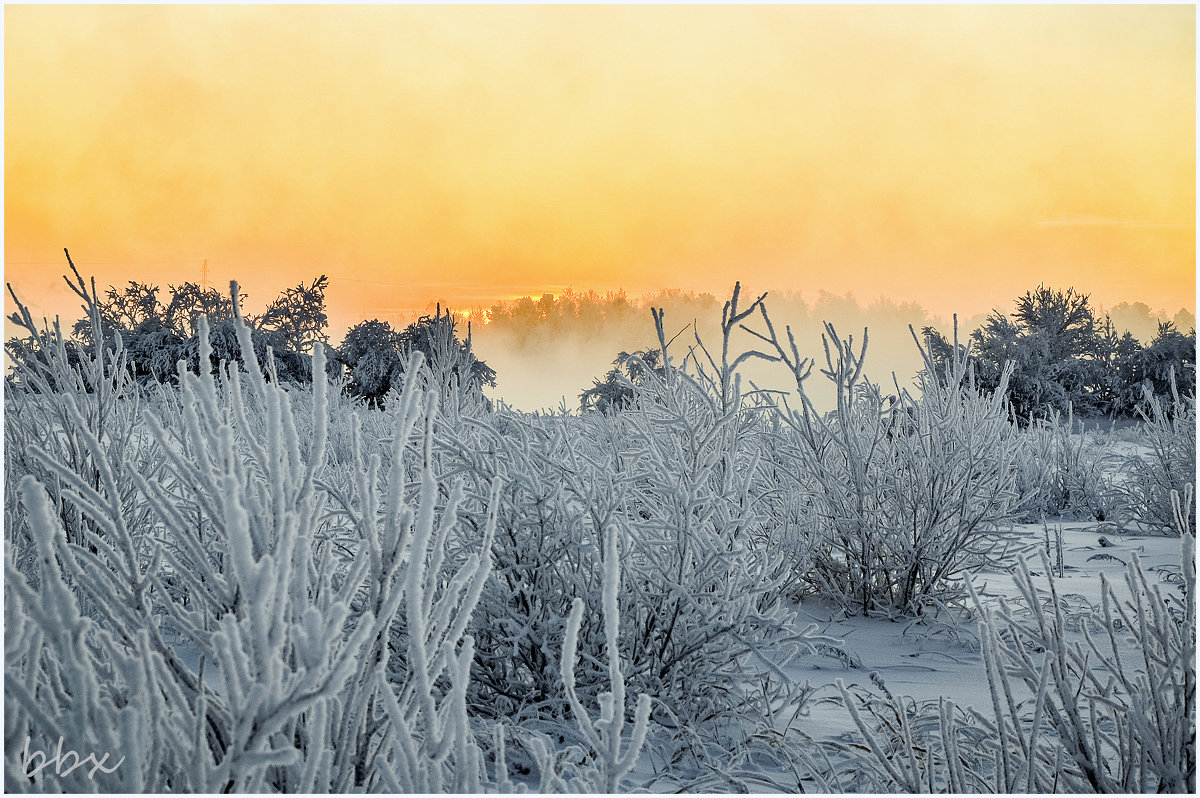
[634,520,1191,792]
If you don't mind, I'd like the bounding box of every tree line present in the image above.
[5,256,493,407]
[7,258,1193,421]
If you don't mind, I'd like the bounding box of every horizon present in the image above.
[6,259,1196,336]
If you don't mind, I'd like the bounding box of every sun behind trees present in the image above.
[337,309,496,407]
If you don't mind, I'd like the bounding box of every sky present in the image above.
[4,4,1195,343]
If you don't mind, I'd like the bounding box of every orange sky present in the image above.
[4,4,1195,336]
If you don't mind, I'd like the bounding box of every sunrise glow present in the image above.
[5,4,1195,337]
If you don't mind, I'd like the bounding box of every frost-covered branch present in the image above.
[561,522,652,793]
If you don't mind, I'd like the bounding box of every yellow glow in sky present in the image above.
[4,5,1195,331]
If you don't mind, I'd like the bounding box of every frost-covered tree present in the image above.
[396,306,496,397]
[337,318,403,405]
[1139,321,1197,402]
[578,348,664,414]
[972,286,1103,419]
[930,285,1194,419]
[6,252,327,387]
[253,274,330,353]
[336,308,494,408]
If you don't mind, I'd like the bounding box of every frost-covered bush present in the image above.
[557,523,652,792]
[1010,406,1119,523]
[1116,376,1197,535]
[430,406,609,721]
[870,328,1024,610]
[614,309,796,696]
[758,313,1024,614]
[435,291,806,734]
[838,517,1196,793]
[5,265,166,593]
[613,372,795,714]
[5,285,500,791]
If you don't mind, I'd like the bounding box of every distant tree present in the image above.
[484,288,657,349]
[336,308,494,407]
[16,267,327,387]
[254,275,329,353]
[1138,321,1197,402]
[579,348,664,414]
[338,319,403,405]
[964,286,1107,419]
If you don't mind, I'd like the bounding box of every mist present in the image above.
[461,285,1197,414]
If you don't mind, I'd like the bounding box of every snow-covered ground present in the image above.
[635,521,1190,792]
